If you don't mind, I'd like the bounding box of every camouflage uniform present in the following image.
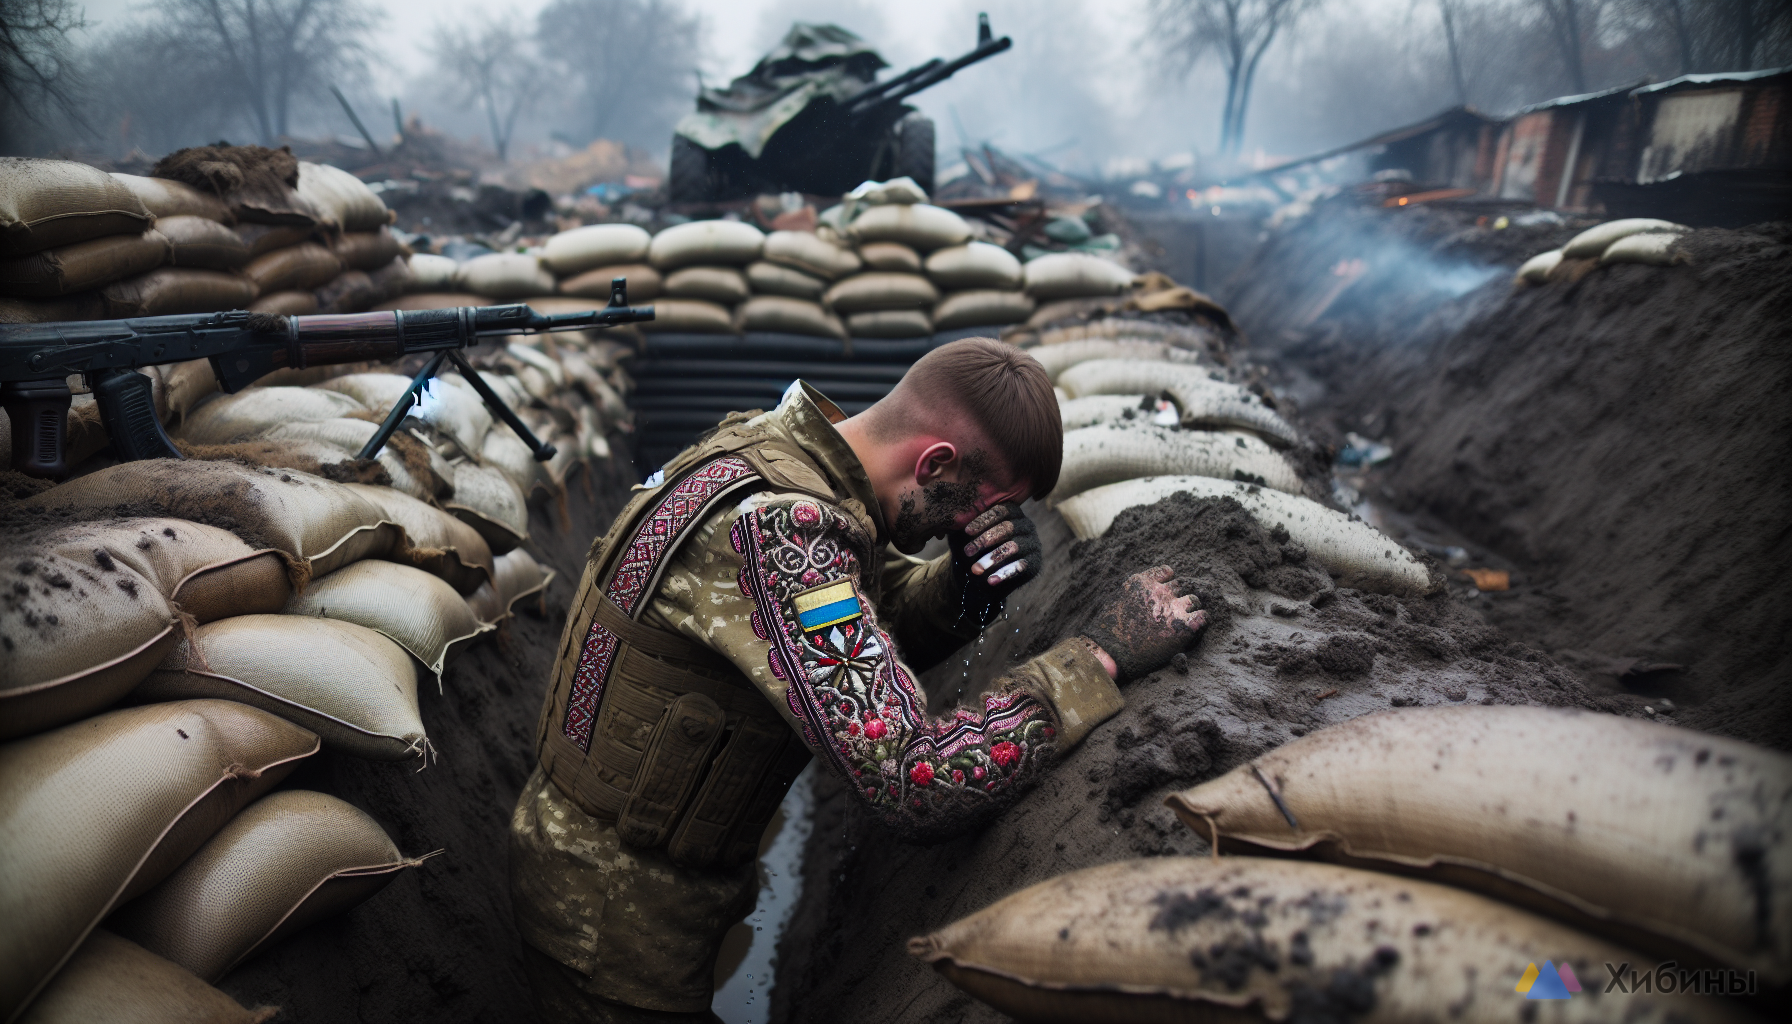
[510,383,1123,1017]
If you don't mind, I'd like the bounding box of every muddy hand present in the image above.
[959,504,1042,592]
[1080,565,1207,682]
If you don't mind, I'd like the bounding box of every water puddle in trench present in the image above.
[711,763,816,1023]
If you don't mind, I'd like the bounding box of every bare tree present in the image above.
[429,13,542,161]
[1435,0,1471,105]
[0,0,83,123]
[534,0,703,149]
[1616,0,1791,74]
[1151,0,1320,157]
[1534,0,1597,92]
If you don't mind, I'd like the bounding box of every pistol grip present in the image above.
[1,378,73,478]
[92,368,183,463]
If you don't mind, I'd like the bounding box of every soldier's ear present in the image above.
[913,441,958,484]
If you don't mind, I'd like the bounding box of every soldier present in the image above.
[511,338,1207,1021]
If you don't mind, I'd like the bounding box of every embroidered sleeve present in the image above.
[874,549,979,673]
[732,498,1062,843]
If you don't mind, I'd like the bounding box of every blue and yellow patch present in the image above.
[793,580,862,633]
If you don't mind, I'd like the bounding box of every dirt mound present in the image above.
[771,493,1622,1023]
[152,143,300,196]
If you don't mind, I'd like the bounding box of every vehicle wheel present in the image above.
[894,114,935,196]
[669,134,714,204]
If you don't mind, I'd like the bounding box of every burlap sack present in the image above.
[246,290,317,315]
[0,230,171,298]
[178,386,367,444]
[330,228,403,272]
[405,253,457,291]
[1563,218,1688,259]
[234,223,311,259]
[338,483,493,595]
[445,462,528,554]
[648,220,764,270]
[0,701,317,1018]
[465,548,553,624]
[243,242,340,295]
[541,223,651,275]
[912,857,1748,1024]
[1050,423,1301,504]
[258,418,433,502]
[1023,252,1136,299]
[111,791,431,985]
[734,295,846,339]
[365,256,412,301]
[924,242,1023,291]
[456,253,554,299]
[158,216,250,272]
[109,173,234,223]
[638,297,734,334]
[557,262,660,300]
[314,372,492,458]
[744,261,824,300]
[0,292,109,324]
[856,241,921,273]
[761,230,860,279]
[931,290,1034,330]
[294,163,388,233]
[368,290,485,312]
[481,427,541,495]
[285,561,489,678]
[313,270,381,315]
[140,615,426,761]
[824,272,938,313]
[16,930,269,1024]
[155,358,220,425]
[846,309,932,338]
[845,204,970,251]
[101,268,258,318]
[151,145,321,227]
[662,265,749,304]
[0,158,153,256]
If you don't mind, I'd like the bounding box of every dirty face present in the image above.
[887,450,1030,554]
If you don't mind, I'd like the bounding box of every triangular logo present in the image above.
[1525,961,1573,1000]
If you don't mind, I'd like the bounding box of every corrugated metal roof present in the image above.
[1632,65,1792,95]
[1514,82,1638,115]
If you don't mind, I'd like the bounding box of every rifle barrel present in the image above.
[847,38,1012,119]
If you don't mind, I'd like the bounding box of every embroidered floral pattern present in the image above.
[732,499,1058,840]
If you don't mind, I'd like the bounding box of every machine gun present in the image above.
[0,279,653,478]
[839,14,1012,123]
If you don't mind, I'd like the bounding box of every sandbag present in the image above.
[824,271,938,313]
[1038,319,1212,348]
[243,242,340,294]
[158,216,250,271]
[857,241,920,273]
[1562,218,1688,259]
[316,372,491,457]
[177,386,367,444]
[912,856,1746,1024]
[845,204,970,251]
[482,426,542,494]
[744,260,825,300]
[663,265,749,304]
[110,173,233,223]
[16,929,267,1024]
[445,462,528,553]
[21,459,399,580]
[559,263,661,300]
[234,223,312,259]
[339,483,494,595]
[1023,252,1136,299]
[541,223,651,275]
[246,290,317,315]
[0,292,110,324]
[924,241,1022,291]
[1602,232,1684,266]
[455,252,554,299]
[370,290,486,312]
[466,548,553,624]
[1059,394,1175,431]
[0,701,317,1018]
[1058,476,1434,595]
[259,418,432,501]
[140,615,426,761]
[314,270,382,314]
[1029,339,1199,381]
[931,290,1034,330]
[366,256,412,300]
[639,297,735,334]
[285,560,486,678]
[1168,705,1792,982]
[157,358,220,425]
[403,253,455,291]
[330,228,403,272]
[111,791,429,985]
[0,230,171,298]
[294,162,388,233]
[762,229,860,279]
[1050,424,1302,503]
[735,295,846,339]
[101,268,258,317]
[1516,248,1562,285]
[1058,359,1298,447]
[0,158,153,256]
[847,309,931,338]
[648,220,764,270]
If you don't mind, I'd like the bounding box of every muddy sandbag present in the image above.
[109,173,233,223]
[1059,475,1434,595]
[647,220,765,270]
[911,856,1746,1024]
[1059,394,1157,430]
[762,229,860,279]
[152,145,320,227]
[16,929,270,1024]
[845,204,970,251]
[1168,705,1792,982]
[0,292,110,324]
[177,386,367,444]
[1601,232,1685,266]
[339,483,493,595]
[847,309,931,338]
[824,271,938,313]
[1516,248,1562,285]
[931,290,1034,330]
[455,252,554,299]
[158,216,250,271]
[639,297,735,334]
[1562,218,1689,259]
[101,268,259,318]
[294,162,388,233]
[246,290,317,315]
[284,560,488,678]
[157,358,220,425]
[924,241,1022,291]
[315,372,491,458]
[1058,359,1298,447]
[1024,252,1136,299]
[405,253,457,292]
[662,264,749,304]
[234,223,311,259]
[259,419,432,501]
[20,459,398,580]
[857,241,920,273]
[744,260,825,300]
[141,615,426,761]
[734,295,846,339]
[482,426,542,494]
[1038,319,1214,348]
[541,223,651,275]
[369,290,487,312]
[0,701,317,1018]
[110,791,430,985]
[313,270,382,315]
[330,228,403,272]
[0,158,154,256]
[242,242,339,295]
[559,263,661,300]
[1050,424,1302,503]
[445,461,528,553]
[1029,339,1200,382]
[0,230,171,298]
[466,548,553,624]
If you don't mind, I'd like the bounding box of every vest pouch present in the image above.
[666,715,791,868]
[615,692,725,849]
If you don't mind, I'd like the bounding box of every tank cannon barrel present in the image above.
[844,14,1012,121]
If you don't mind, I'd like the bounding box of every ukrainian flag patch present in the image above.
[793,580,862,633]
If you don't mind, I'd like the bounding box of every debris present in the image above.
[1462,567,1509,591]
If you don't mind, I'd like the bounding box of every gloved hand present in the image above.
[950,503,1043,628]
[1080,565,1207,682]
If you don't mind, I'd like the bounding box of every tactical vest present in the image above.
[534,414,837,869]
